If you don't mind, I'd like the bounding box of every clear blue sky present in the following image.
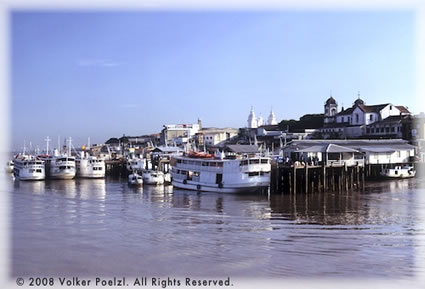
[11,10,415,150]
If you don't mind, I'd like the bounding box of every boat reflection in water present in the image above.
[12,177,421,278]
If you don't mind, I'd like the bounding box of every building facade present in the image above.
[321,95,411,139]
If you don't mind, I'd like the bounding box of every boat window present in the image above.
[210,162,217,167]
[261,159,268,164]
[250,159,260,164]
[177,159,181,164]
[98,167,102,170]
[395,170,398,175]
[193,171,200,177]
[217,162,223,167]
[202,162,208,166]
[248,172,259,177]
[36,169,42,173]
[59,166,66,170]
[240,160,248,166]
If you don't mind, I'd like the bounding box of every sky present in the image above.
[11,10,415,151]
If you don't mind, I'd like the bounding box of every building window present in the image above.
[371,128,375,133]
[391,127,395,132]
[385,127,390,133]
[356,114,359,123]
[381,127,384,133]
[366,128,370,133]
[390,105,392,110]
[369,115,373,121]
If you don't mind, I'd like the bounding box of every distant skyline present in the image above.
[12,10,415,151]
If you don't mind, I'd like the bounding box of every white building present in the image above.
[197,128,239,147]
[248,107,278,128]
[161,122,201,145]
[267,109,278,125]
[282,139,415,165]
[322,95,410,138]
[247,107,258,128]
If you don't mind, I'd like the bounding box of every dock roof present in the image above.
[297,144,359,153]
[225,144,259,153]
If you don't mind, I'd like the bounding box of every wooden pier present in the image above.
[270,163,366,194]
[105,159,127,176]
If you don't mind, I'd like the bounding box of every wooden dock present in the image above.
[270,163,366,194]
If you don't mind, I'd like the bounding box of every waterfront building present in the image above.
[412,113,425,162]
[160,121,201,145]
[321,94,411,139]
[281,139,415,166]
[196,127,239,147]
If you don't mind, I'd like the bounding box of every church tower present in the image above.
[247,107,258,128]
[324,95,338,124]
[267,108,277,125]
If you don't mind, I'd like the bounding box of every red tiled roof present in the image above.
[396,106,410,114]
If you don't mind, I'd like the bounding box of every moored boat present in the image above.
[128,172,143,186]
[142,170,165,185]
[5,160,14,174]
[13,154,45,181]
[40,150,76,180]
[170,151,271,193]
[380,165,416,179]
[76,151,105,178]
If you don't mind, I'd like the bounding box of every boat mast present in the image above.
[68,137,72,156]
[57,135,60,154]
[45,136,51,155]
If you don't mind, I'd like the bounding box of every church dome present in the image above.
[325,96,336,105]
[354,98,365,106]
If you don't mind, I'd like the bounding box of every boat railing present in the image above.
[326,159,364,167]
[176,163,223,172]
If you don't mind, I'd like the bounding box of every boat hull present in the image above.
[172,179,269,193]
[49,171,76,180]
[18,175,45,181]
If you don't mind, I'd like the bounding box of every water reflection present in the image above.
[11,177,421,278]
[78,179,106,200]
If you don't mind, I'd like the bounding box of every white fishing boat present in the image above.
[5,160,14,174]
[13,154,45,181]
[128,172,143,186]
[170,150,271,193]
[380,165,416,179]
[39,137,76,180]
[41,154,76,179]
[164,172,172,185]
[142,170,165,185]
[126,157,146,172]
[76,151,105,178]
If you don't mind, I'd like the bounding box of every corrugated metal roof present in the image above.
[152,146,182,153]
[297,145,327,153]
[225,144,259,153]
[326,144,359,153]
[359,147,396,153]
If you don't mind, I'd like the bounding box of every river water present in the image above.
[9,175,425,278]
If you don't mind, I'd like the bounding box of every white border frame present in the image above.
[1,1,424,288]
